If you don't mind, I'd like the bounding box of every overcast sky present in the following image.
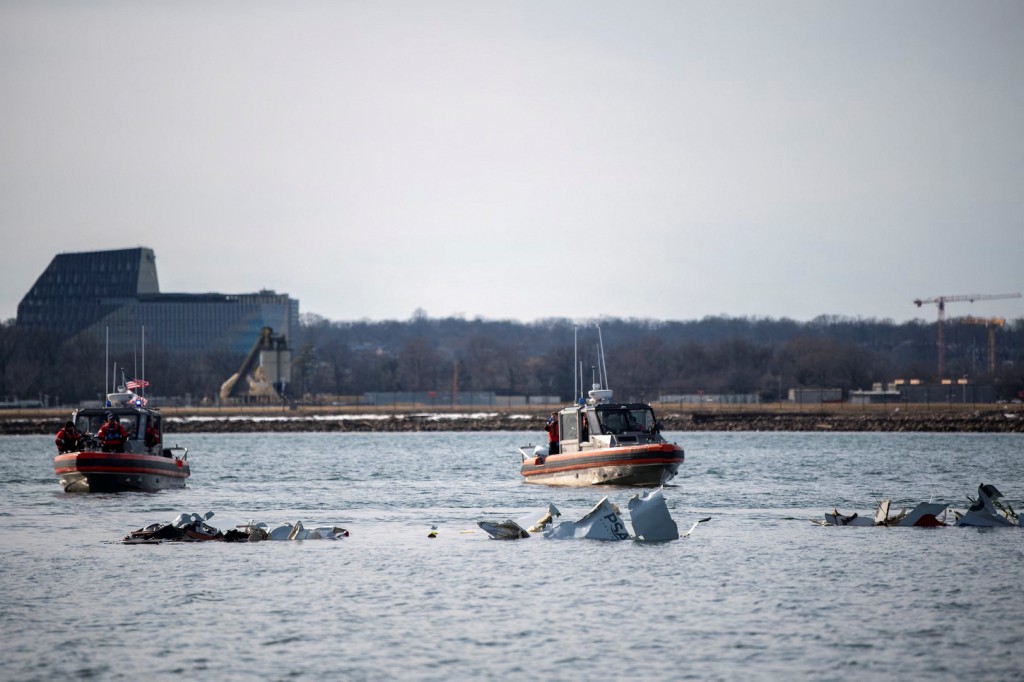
[2,1,1022,325]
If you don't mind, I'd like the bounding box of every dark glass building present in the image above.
[17,248,299,356]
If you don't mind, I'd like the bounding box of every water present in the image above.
[1,431,1022,681]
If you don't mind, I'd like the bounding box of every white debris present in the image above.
[956,484,1020,527]
[544,497,631,541]
[627,487,679,542]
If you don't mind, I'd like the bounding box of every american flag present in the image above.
[126,378,150,390]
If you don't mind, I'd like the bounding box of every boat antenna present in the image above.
[579,360,584,401]
[573,325,578,403]
[597,325,610,391]
[105,326,109,397]
[141,325,146,398]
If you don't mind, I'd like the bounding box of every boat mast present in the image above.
[597,325,610,391]
[573,325,578,403]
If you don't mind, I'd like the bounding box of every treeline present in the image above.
[2,313,1023,406]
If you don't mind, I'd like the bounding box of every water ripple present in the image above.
[1,431,1022,681]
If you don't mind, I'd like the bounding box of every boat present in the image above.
[518,328,684,487]
[53,388,189,493]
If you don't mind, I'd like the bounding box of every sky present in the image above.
[2,1,1022,325]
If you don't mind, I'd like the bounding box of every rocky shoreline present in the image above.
[2,409,1022,435]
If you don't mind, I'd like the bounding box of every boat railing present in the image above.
[162,445,188,461]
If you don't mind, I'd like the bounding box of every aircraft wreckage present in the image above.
[122,488,709,545]
[477,487,709,542]
[814,483,1021,528]
[123,512,349,543]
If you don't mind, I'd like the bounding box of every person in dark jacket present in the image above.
[144,418,161,452]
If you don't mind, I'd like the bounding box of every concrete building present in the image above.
[17,247,299,357]
[788,388,843,404]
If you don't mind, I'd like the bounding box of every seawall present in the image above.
[3,408,1022,434]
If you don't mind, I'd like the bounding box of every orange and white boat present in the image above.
[519,328,683,487]
[53,389,189,493]
[520,390,684,487]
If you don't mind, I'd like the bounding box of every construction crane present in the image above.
[913,293,1021,377]
[959,316,1005,375]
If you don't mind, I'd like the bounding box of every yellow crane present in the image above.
[958,316,1006,375]
[912,292,1021,377]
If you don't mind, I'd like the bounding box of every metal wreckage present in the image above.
[814,483,1021,528]
[123,512,349,544]
[121,488,707,545]
[476,487,710,542]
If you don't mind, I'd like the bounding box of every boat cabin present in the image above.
[557,401,663,454]
[72,392,166,455]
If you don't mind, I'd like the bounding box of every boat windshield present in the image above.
[595,406,656,434]
[77,414,105,436]
[76,413,139,437]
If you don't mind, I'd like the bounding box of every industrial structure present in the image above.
[958,316,1006,376]
[850,380,995,405]
[219,327,292,403]
[912,292,1021,377]
[17,248,300,357]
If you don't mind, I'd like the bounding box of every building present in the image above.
[849,381,997,405]
[16,247,299,357]
[788,388,843,404]
[658,393,761,405]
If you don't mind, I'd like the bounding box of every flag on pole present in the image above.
[126,379,151,390]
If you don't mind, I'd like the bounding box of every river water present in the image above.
[1,431,1022,681]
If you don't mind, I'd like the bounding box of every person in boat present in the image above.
[580,412,590,441]
[97,414,129,453]
[545,412,559,455]
[144,418,162,452]
[55,421,82,453]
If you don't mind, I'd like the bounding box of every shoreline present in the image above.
[2,406,1022,434]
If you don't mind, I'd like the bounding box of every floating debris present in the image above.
[476,489,706,542]
[476,503,562,540]
[815,500,949,527]
[627,487,679,541]
[814,483,1021,528]
[523,504,561,532]
[122,512,349,544]
[477,519,530,540]
[954,484,1020,527]
[544,497,630,540]
[682,517,712,538]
